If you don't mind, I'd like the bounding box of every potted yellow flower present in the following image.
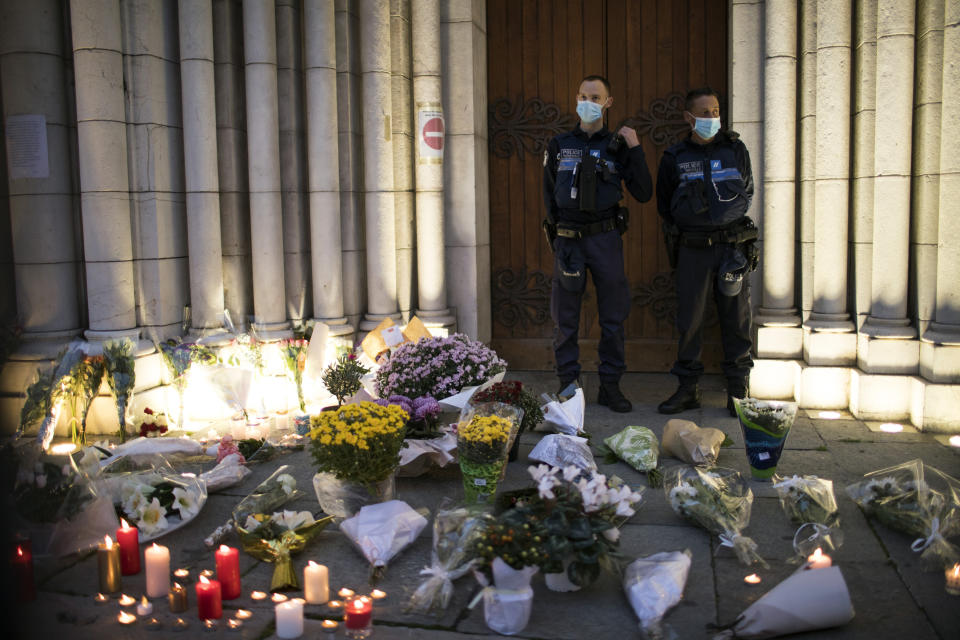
[308,401,408,518]
[457,402,522,503]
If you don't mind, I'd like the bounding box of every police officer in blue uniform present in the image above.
[655,87,758,417]
[543,75,653,413]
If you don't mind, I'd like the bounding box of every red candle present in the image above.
[344,596,372,630]
[116,519,141,575]
[214,545,241,600]
[12,541,36,602]
[195,575,222,620]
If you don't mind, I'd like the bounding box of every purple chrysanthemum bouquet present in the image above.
[374,334,507,401]
[374,394,444,439]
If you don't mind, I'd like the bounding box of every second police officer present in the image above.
[543,75,653,413]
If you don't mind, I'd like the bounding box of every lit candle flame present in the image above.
[118,594,136,606]
[220,545,230,553]
[199,575,210,585]
[327,600,342,609]
[338,587,354,598]
[370,589,386,599]
[235,609,252,620]
[118,611,136,624]
[953,564,960,578]
[321,619,338,629]
[811,548,823,561]
[152,542,160,550]
[353,600,365,611]
[104,535,114,548]
[121,518,130,530]
[141,596,149,606]
[17,546,23,557]
[308,560,317,567]
[227,619,242,629]
[250,590,267,600]
[744,574,761,584]
[271,593,288,603]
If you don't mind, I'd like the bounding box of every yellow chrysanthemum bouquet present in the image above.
[309,402,409,516]
[457,402,523,503]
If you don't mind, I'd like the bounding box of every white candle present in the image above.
[275,599,304,639]
[145,543,171,598]
[136,595,153,616]
[806,547,832,570]
[304,561,329,604]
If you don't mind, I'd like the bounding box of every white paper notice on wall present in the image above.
[5,114,49,179]
[417,105,444,164]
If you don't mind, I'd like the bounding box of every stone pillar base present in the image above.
[756,324,804,358]
[359,312,402,332]
[910,377,960,433]
[415,307,457,336]
[849,370,912,421]
[84,327,142,342]
[919,342,960,383]
[856,332,919,374]
[252,321,293,341]
[797,363,852,409]
[749,359,801,400]
[802,325,857,366]
[188,327,233,347]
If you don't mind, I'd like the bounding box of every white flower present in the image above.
[272,510,314,530]
[122,485,152,518]
[602,527,620,542]
[137,497,169,535]
[244,515,263,531]
[562,466,581,483]
[277,474,296,495]
[669,484,698,512]
[528,465,561,500]
[157,414,169,428]
[172,487,200,520]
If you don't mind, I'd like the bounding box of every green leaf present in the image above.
[721,434,735,447]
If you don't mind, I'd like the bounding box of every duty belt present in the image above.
[556,217,618,240]
[679,225,759,248]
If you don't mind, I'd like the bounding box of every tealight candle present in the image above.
[116,519,141,576]
[946,563,960,596]
[203,619,218,632]
[344,596,372,636]
[200,569,215,579]
[173,568,190,580]
[327,599,342,609]
[321,619,339,634]
[98,535,122,594]
[169,582,188,613]
[304,561,329,604]
[272,592,289,603]
[338,587,355,599]
[235,609,252,620]
[146,617,162,631]
[118,611,137,625]
[196,575,223,620]
[145,543,171,598]
[118,593,137,607]
[806,547,832,570]
[275,599,304,639]
[743,573,762,585]
[12,542,36,602]
[94,593,110,605]
[137,595,154,616]
[173,618,189,631]
[215,545,241,600]
[250,590,268,601]
[227,618,243,631]
[370,589,386,600]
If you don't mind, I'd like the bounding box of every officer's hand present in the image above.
[618,126,640,149]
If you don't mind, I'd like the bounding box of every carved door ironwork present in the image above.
[487,0,729,372]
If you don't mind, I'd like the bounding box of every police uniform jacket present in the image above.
[656,130,754,231]
[543,126,652,226]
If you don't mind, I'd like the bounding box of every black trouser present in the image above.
[551,230,630,383]
[670,243,753,385]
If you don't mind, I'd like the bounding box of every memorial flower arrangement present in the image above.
[237,509,333,590]
[114,470,205,538]
[205,466,302,548]
[279,338,310,412]
[158,338,218,427]
[375,333,507,399]
[308,401,409,489]
[484,465,643,588]
[321,351,369,406]
[458,410,515,503]
[665,465,766,567]
[773,474,843,556]
[374,394,443,439]
[846,459,960,569]
[60,355,106,446]
[103,339,137,443]
[471,381,544,448]
[134,407,170,438]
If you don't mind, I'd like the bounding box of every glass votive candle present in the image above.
[321,619,339,635]
[343,596,373,639]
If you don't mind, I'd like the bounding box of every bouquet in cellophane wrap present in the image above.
[456,402,522,503]
[772,474,843,560]
[406,500,489,615]
[237,509,333,590]
[665,465,766,567]
[846,458,960,570]
[204,465,304,548]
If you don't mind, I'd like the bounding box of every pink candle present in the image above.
[195,575,222,620]
[116,519,141,576]
[344,597,372,630]
[214,545,241,600]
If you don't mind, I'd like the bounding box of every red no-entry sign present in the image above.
[422,116,444,150]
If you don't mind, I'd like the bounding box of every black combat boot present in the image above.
[598,380,632,413]
[657,383,701,414]
[726,377,748,418]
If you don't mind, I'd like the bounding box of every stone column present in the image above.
[859,0,919,372]
[276,0,311,326]
[798,0,816,322]
[180,0,226,333]
[412,0,454,331]
[921,0,960,380]
[359,0,400,330]
[912,0,943,339]
[335,1,365,328]
[242,0,290,335]
[70,0,139,341]
[804,0,856,364]
[1,0,82,342]
[756,0,801,358]
[304,0,352,338]
[392,0,416,321]
[214,0,253,328]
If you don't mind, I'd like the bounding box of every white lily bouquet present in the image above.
[237,509,333,591]
[846,458,960,570]
[665,466,766,567]
[100,455,207,540]
[204,465,303,548]
[772,474,843,559]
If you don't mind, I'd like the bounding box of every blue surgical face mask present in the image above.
[693,116,721,139]
[577,100,603,124]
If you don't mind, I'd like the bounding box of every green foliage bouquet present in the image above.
[321,351,369,406]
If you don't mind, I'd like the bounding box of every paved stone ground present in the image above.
[7,372,960,639]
